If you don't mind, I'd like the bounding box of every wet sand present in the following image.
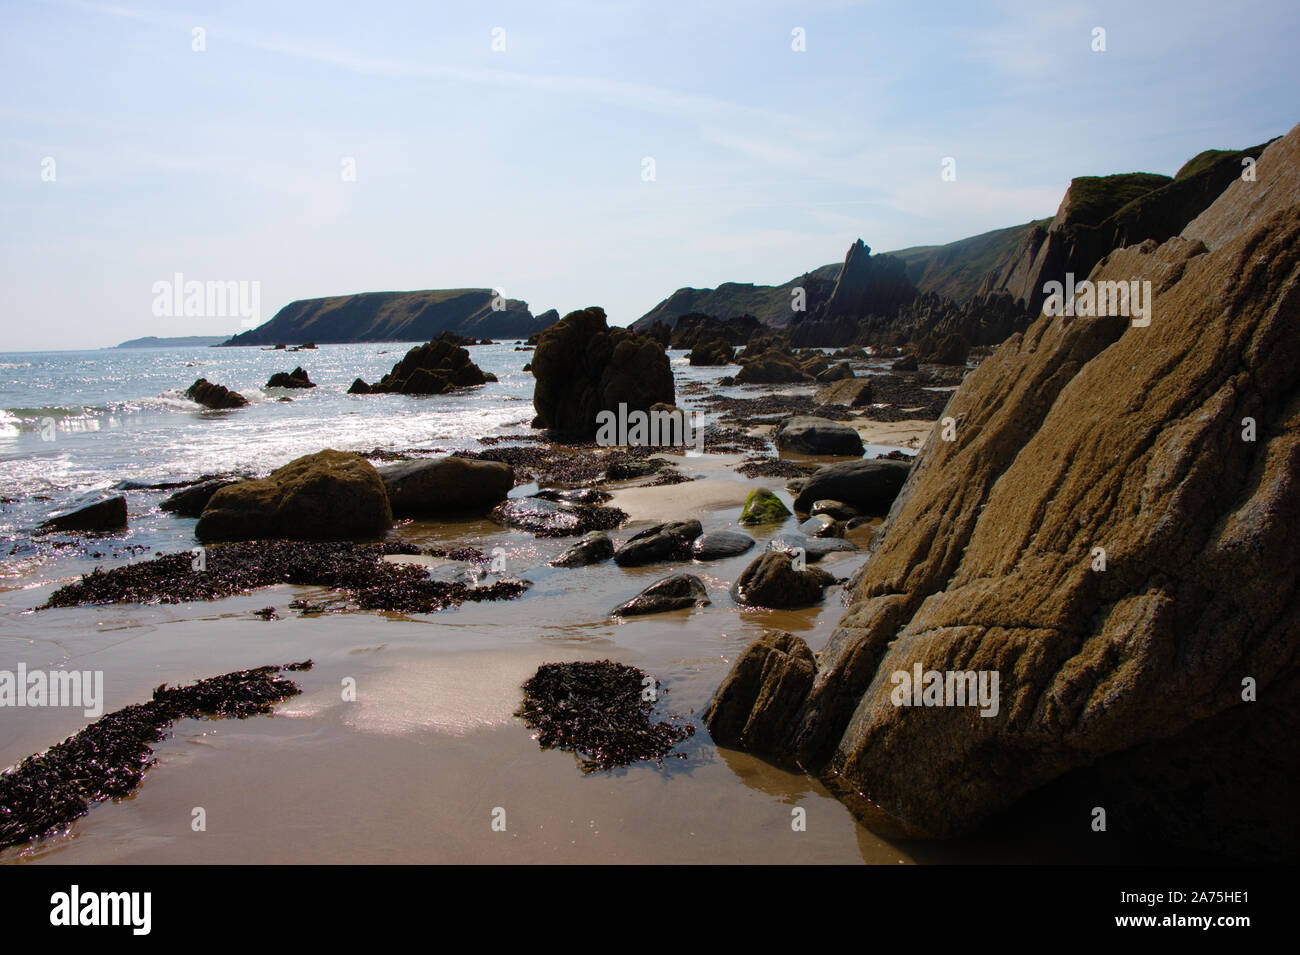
[748,417,933,453]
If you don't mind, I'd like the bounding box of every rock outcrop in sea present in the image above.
[37,493,128,534]
[687,338,736,366]
[530,306,675,439]
[185,378,249,409]
[705,122,1300,862]
[348,334,497,395]
[265,366,315,389]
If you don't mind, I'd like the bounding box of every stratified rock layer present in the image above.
[704,122,1300,861]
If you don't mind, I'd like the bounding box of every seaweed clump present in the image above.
[0,662,309,851]
[36,540,527,614]
[735,456,819,479]
[516,661,694,773]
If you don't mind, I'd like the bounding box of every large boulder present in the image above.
[531,307,674,438]
[792,457,911,514]
[379,457,513,517]
[734,350,810,384]
[703,123,1300,862]
[774,416,864,456]
[37,493,127,534]
[355,335,497,395]
[613,520,702,566]
[611,573,710,616]
[195,450,392,542]
[185,378,248,409]
[730,551,837,608]
[702,630,817,752]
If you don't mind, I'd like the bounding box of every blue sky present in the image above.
[2,0,1296,350]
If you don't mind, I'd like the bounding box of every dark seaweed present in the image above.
[735,456,820,479]
[516,660,695,773]
[0,662,310,851]
[36,540,527,614]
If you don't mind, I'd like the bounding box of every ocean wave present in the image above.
[2,405,97,421]
[154,389,209,411]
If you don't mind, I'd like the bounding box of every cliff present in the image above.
[221,289,557,346]
[704,121,1300,861]
[633,139,1274,347]
[632,265,841,332]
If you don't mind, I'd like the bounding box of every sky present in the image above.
[1,0,1296,351]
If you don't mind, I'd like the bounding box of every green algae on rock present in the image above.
[516,661,695,773]
[738,487,791,525]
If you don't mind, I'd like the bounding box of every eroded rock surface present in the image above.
[531,307,674,438]
[196,450,392,542]
[705,122,1300,861]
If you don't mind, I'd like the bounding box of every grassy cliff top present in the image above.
[1059,172,1173,228]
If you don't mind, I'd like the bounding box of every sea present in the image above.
[0,342,541,573]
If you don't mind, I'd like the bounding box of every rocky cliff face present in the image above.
[889,221,1047,302]
[982,143,1272,315]
[705,122,1300,861]
[223,289,557,345]
[634,141,1271,352]
[632,267,840,332]
[817,240,917,321]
